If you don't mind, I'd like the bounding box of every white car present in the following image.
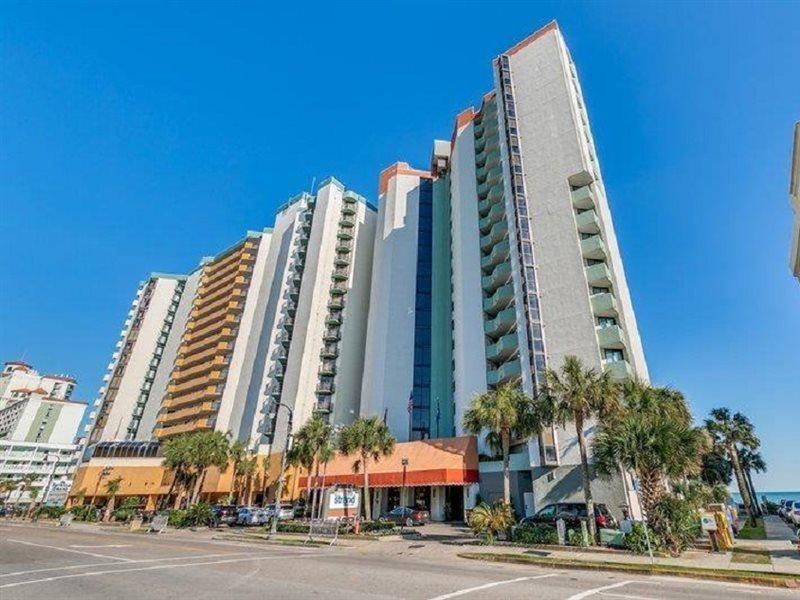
[790,503,800,528]
[781,500,796,522]
[236,506,268,526]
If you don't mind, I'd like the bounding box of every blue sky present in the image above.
[1,2,797,490]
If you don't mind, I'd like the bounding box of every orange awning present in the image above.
[297,436,479,489]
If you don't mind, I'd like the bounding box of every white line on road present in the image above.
[6,539,135,562]
[600,593,659,600]
[0,552,325,589]
[69,544,132,549]
[0,552,254,578]
[566,581,640,600]
[427,573,557,600]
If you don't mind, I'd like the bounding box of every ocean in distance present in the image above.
[732,491,800,504]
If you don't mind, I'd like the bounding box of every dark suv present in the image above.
[210,504,239,527]
[520,502,618,530]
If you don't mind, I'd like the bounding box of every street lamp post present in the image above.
[268,400,294,539]
[400,457,408,535]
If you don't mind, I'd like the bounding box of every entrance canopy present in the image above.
[298,436,478,489]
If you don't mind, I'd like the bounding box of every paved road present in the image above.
[0,522,794,599]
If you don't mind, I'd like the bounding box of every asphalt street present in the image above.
[0,522,794,599]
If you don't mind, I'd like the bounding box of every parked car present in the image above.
[264,502,294,521]
[381,506,429,527]
[520,502,619,530]
[778,499,790,519]
[781,500,796,521]
[790,503,800,528]
[210,504,239,527]
[236,506,268,526]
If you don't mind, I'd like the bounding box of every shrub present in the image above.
[469,502,514,544]
[167,509,188,528]
[276,521,310,533]
[623,522,663,555]
[362,519,397,533]
[650,495,701,556]
[112,496,142,523]
[512,524,559,545]
[70,504,100,522]
[35,505,65,520]
[567,528,589,547]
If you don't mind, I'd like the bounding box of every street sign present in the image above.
[329,488,359,510]
[149,514,168,533]
[46,481,71,506]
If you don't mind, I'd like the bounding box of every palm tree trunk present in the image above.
[362,453,371,521]
[574,414,596,542]
[638,468,663,519]
[745,468,760,516]
[192,470,207,505]
[304,464,313,518]
[310,460,320,519]
[162,471,179,510]
[501,429,511,506]
[728,443,755,526]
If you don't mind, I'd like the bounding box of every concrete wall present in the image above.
[360,172,422,441]
[137,270,201,441]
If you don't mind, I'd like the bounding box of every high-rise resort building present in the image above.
[71,179,376,510]
[71,22,648,521]
[0,361,86,506]
[351,21,647,518]
[789,121,799,281]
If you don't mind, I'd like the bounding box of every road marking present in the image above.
[0,552,325,589]
[69,544,132,549]
[6,539,135,562]
[0,552,253,578]
[601,593,659,600]
[566,580,640,600]
[427,573,557,600]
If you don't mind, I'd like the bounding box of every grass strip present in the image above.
[457,552,799,589]
[737,518,767,540]
[731,547,772,565]
[213,533,333,547]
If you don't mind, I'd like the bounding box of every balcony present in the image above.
[482,262,512,293]
[341,204,356,215]
[337,229,354,241]
[484,307,517,338]
[323,328,341,342]
[485,333,519,363]
[315,398,332,413]
[279,316,294,330]
[591,292,618,317]
[481,240,511,271]
[319,361,337,376]
[571,185,595,210]
[332,268,349,281]
[287,285,301,301]
[329,283,348,296]
[274,347,288,362]
[479,202,504,234]
[575,209,600,234]
[596,324,625,349]
[320,345,339,359]
[483,284,515,315]
[486,359,522,387]
[480,221,508,252]
[316,381,335,395]
[585,262,612,286]
[604,359,633,381]
[580,235,607,260]
[327,298,345,311]
[339,217,355,228]
[336,239,353,253]
[334,255,350,267]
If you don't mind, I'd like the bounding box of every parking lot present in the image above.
[1,521,796,599]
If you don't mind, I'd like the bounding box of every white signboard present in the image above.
[329,488,359,510]
[700,512,717,532]
[46,481,71,506]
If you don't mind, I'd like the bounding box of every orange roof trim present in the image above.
[504,20,559,56]
[378,162,433,196]
[450,107,476,147]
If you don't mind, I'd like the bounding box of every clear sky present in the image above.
[1,2,797,490]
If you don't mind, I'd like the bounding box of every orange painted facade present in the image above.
[68,452,301,509]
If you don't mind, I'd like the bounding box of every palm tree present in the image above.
[161,434,193,509]
[463,383,544,506]
[705,408,759,525]
[186,431,231,504]
[229,440,257,504]
[103,476,124,521]
[469,502,515,544]
[700,444,732,486]
[739,448,766,517]
[292,415,334,518]
[338,417,396,521]
[537,355,618,540]
[260,455,272,504]
[14,474,37,514]
[312,441,335,519]
[287,434,315,512]
[0,476,15,503]
[593,383,708,518]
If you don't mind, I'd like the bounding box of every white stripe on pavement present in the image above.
[427,573,557,600]
[0,552,254,578]
[601,593,659,600]
[566,580,640,600]
[69,544,132,549]
[0,552,326,589]
[6,538,135,562]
